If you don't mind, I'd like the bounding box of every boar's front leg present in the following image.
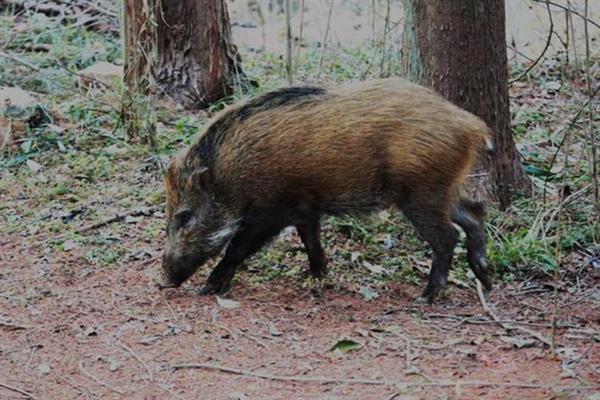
[296,219,327,278]
[198,223,282,295]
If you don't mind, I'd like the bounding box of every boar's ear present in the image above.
[188,166,211,189]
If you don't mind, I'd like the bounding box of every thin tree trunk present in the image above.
[400,0,421,83]
[285,0,293,84]
[401,0,531,209]
[155,0,245,109]
[122,0,157,145]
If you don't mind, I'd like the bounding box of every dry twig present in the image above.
[118,342,153,381]
[284,0,293,84]
[583,0,598,206]
[316,0,334,80]
[531,0,600,30]
[171,362,600,391]
[160,292,179,323]
[543,85,600,204]
[294,0,305,73]
[53,206,159,241]
[476,280,552,347]
[509,0,553,84]
[0,318,31,330]
[52,372,95,400]
[0,382,38,400]
[79,361,125,395]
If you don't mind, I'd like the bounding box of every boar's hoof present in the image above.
[197,281,230,296]
[309,267,326,279]
[420,281,446,304]
[478,275,493,292]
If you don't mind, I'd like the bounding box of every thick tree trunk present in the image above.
[156,0,244,109]
[122,0,157,145]
[401,0,531,209]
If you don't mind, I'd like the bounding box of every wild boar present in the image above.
[160,78,494,303]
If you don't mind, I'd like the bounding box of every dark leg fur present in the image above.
[451,198,492,291]
[399,196,459,303]
[198,223,282,295]
[296,219,327,278]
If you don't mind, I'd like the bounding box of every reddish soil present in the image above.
[1,235,599,400]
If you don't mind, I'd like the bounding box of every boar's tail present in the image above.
[467,117,496,156]
[482,127,496,155]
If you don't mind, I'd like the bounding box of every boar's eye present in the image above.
[173,210,194,231]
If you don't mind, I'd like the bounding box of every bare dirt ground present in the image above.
[1,231,599,400]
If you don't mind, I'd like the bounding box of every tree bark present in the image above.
[155,0,244,109]
[401,0,531,209]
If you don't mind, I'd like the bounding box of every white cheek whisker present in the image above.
[207,218,241,247]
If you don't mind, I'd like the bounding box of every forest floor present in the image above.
[2,1,600,399]
[1,231,600,400]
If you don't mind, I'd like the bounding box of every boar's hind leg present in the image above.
[296,219,327,278]
[401,200,459,303]
[451,199,492,291]
[198,224,281,295]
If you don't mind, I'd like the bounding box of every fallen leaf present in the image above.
[106,356,120,372]
[471,335,487,345]
[125,215,143,224]
[105,144,127,156]
[330,339,362,353]
[363,261,384,274]
[447,338,465,346]
[84,326,97,337]
[62,240,78,252]
[269,323,282,336]
[37,364,51,375]
[500,335,536,349]
[26,159,43,173]
[216,296,240,309]
[138,335,161,345]
[358,286,379,301]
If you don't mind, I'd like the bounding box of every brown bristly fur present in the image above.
[210,79,490,214]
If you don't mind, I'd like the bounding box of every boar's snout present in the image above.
[159,251,208,289]
[158,252,182,289]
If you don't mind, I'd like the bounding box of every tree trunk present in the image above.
[155,0,244,109]
[122,0,157,145]
[401,0,531,209]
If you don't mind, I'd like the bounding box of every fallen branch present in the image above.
[79,361,125,395]
[52,206,160,241]
[171,362,600,391]
[0,318,31,330]
[160,292,179,323]
[118,342,153,381]
[476,280,552,347]
[427,313,558,329]
[52,372,95,400]
[0,382,38,400]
